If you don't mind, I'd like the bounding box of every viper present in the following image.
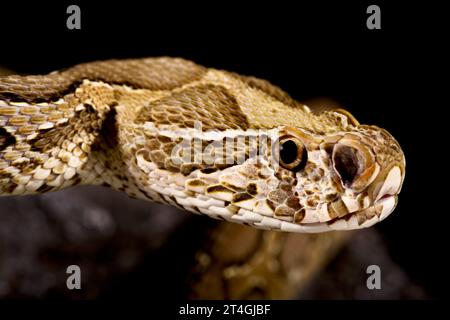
[0,57,405,233]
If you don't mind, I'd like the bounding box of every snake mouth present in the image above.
[179,162,403,233]
[179,180,399,233]
[276,194,398,233]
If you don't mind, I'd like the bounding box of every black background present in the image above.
[0,0,446,302]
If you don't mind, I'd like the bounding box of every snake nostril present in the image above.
[332,144,360,186]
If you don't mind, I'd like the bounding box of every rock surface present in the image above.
[0,186,427,299]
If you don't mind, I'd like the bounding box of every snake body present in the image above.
[0,57,405,233]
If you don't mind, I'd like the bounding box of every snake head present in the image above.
[258,122,406,232]
[133,118,405,233]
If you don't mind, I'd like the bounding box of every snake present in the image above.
[0,57,405,234]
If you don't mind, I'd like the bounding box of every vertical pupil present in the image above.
[280,140,298,164]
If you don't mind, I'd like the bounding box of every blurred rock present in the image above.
[0,186,187,298]
[301,229,427,299]
[0,185,430,299]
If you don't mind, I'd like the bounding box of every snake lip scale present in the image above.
[0,57,405,233]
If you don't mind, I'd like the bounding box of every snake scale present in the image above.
[0,57,405,234]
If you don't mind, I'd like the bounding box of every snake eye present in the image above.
[279,137,307,171]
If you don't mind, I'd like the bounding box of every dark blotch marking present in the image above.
[222,182,246,193]
[286,196,302,211]
[187,179,207,187]
[0,171,12,179]
[200,167,218,174]
[294,208,306,223]
[1,181,17,193]
[136,84,249,130]
[246,183,258,196]
[29,103,101,152]
[279,182,292,192]
[192,206,202,214]
[232,192,254,203]
[274,206,295,217]
[206,184,233,194]
[0,128,16,150]
[233,73,300,108]
[72,175,82,185]
[37,184,54,193]
[325,193,338,202]
[180,163,202,176]
[266,199,276,212]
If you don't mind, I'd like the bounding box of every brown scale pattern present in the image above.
[0,100,102,195]
[0,127,15,150]
[0,80,122,195]
[232,73,301,109]
[267,172,305,221]
[0,57,206,102]
[136,84,249,130]
[29,104,102,152]
[143,133,265,175]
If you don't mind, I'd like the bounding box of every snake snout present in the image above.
[369,165,404,204]
[312,127,406,231]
